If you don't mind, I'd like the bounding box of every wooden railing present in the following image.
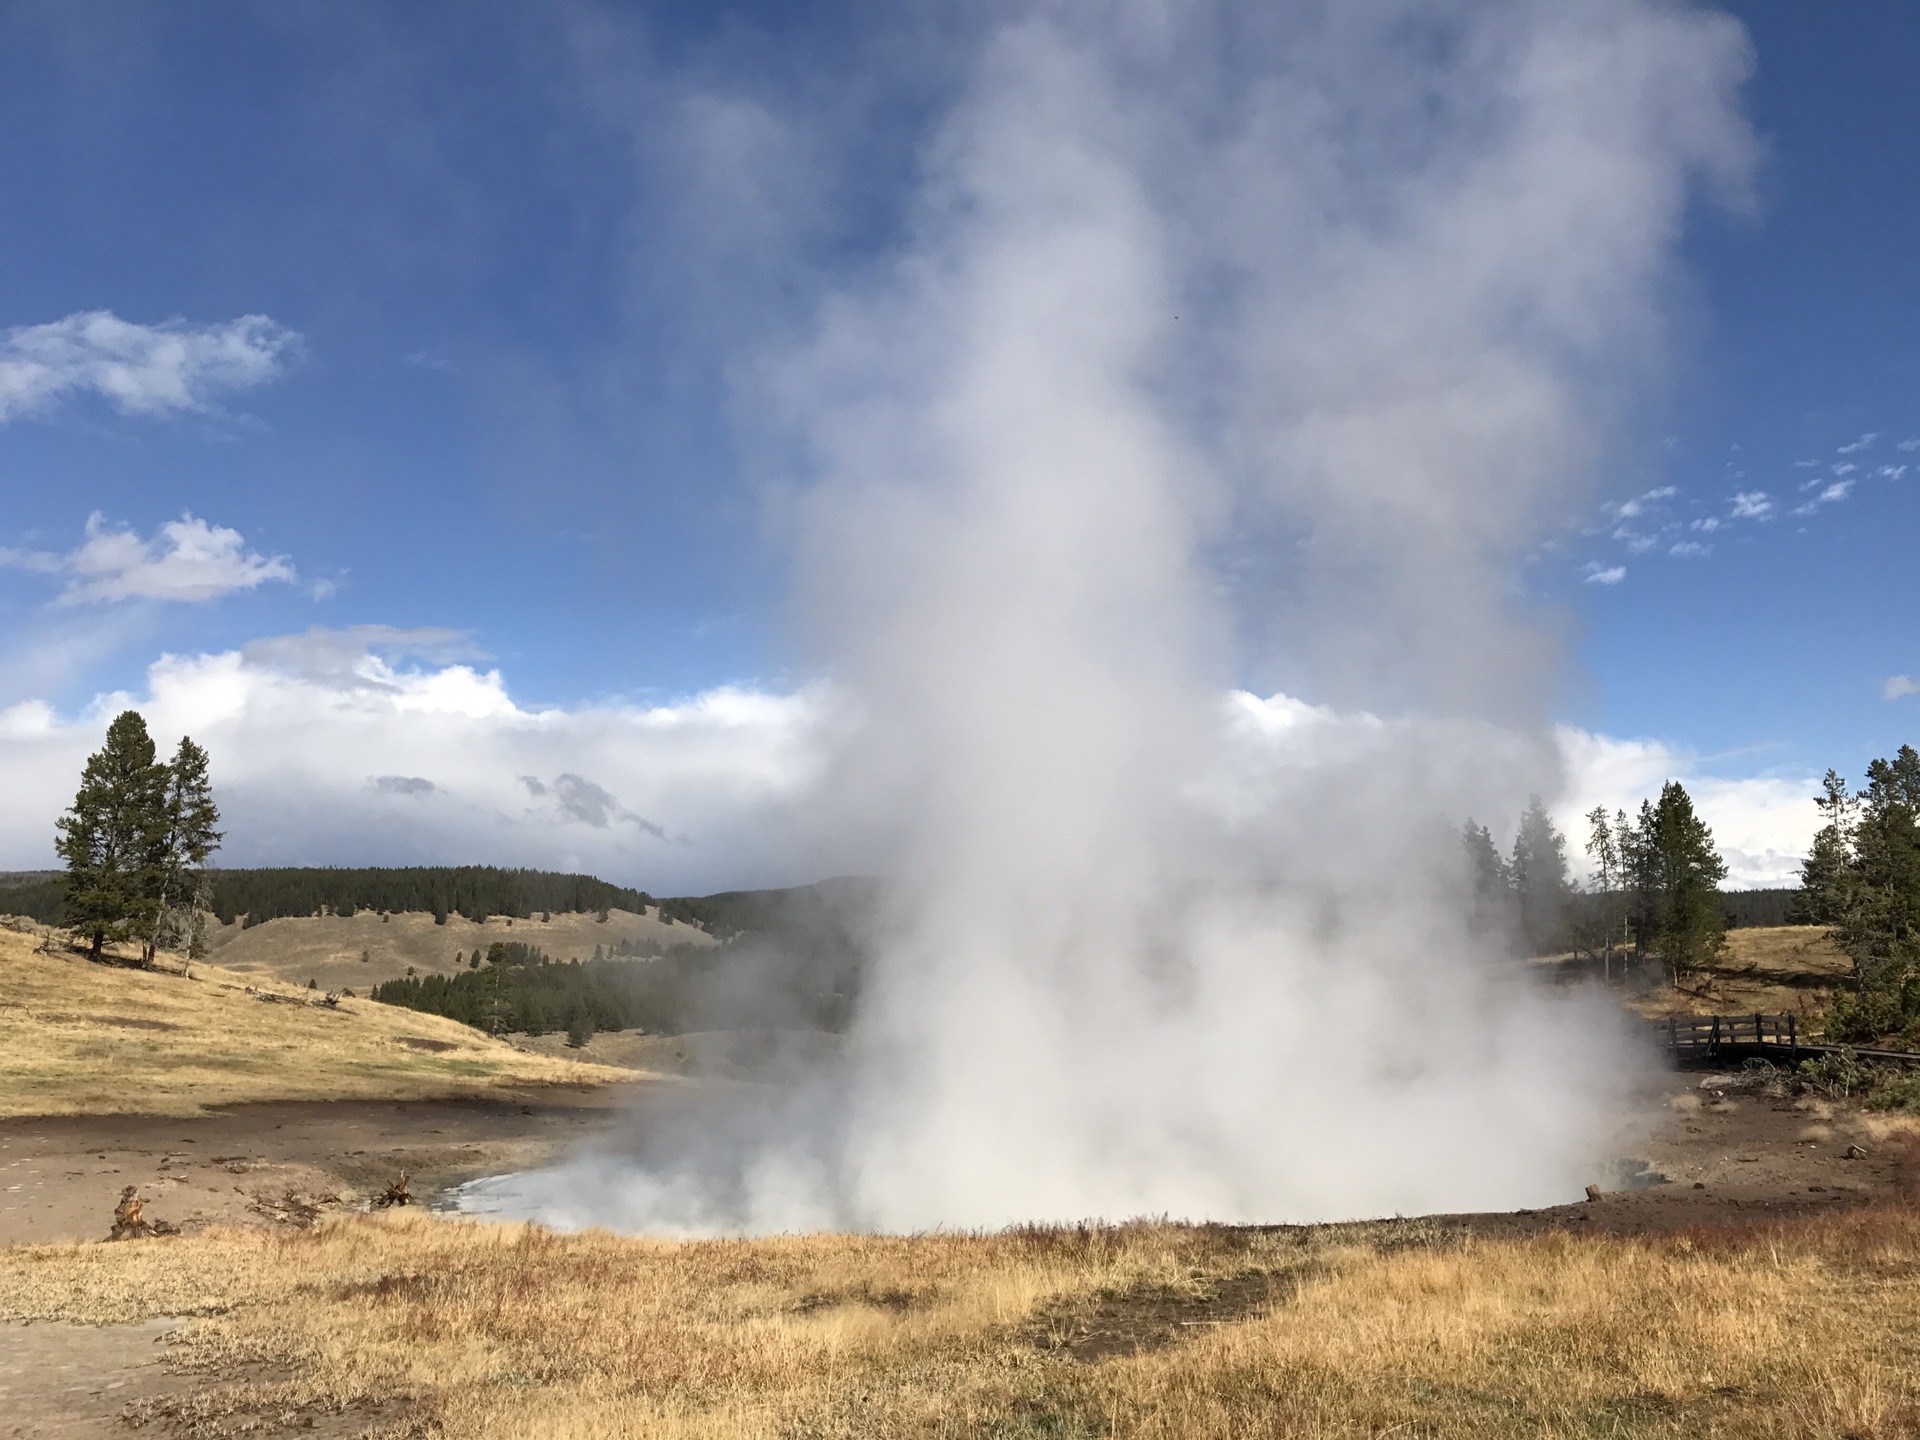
[1665,1012,1801,1057]
[1661,1013,1920,1067]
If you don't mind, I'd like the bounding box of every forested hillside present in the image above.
[372,929,860,1039]
[0,866,676,928]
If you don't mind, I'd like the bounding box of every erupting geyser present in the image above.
[473,0,1756,1234]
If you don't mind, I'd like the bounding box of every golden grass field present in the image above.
[0,923,631,1117]
[8,919,1916,1436]
[4,1201,1920,1438]
[1629,925,1851,1022]
[202,905,712,993]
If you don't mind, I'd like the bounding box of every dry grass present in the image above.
[4,1205,1920,1437]
[1632,926,1851,1022]
[203,906,712,992]
[0,924,630,1117]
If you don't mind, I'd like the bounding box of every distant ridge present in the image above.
[0,866,872,934]
[0,866,674,929]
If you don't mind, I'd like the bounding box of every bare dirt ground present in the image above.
[0,1088,644,1247]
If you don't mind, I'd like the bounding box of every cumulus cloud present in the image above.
[0,311,300,421]
[372,775,437,796]
[0,634,837,894]
[1886,676,1919,702]
[1792,479,1853,515]
[1729,490,1773,519]
[521,772,669,838]
[0,627,1823,897]
[1553,727,1816,889]
[0,512,295,604]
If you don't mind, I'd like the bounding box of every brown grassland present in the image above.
[6,1199,1920,1438]
[0,924,629,1117]
[203,906,712,994]
[11,918,1920,1436]
[1617,926,1851,1023]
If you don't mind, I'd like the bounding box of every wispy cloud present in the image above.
[1729,490,1773,519]
[1830,462,1858,477]
[1836,432,1878,455]
[1900,439,1920,453]
[1791,479,1855,516]
[0,512,295,604]
[0,310,300,422]
[1583,563,1626,586]
[1609,485,1677,521]
[1886,676,1920,702]
[1877,465,1908,481]
[1669,540,1709,558]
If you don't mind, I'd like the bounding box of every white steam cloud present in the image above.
[458,0,1760,1235]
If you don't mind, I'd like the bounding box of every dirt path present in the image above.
[0,1319,184,1439]
[0,1087,646,1246]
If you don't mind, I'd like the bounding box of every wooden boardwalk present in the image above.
[1662,1012,1920,1067]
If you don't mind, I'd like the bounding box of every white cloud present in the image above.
[1692,516,1720,532]
[1876,465,1907,481]
[1668,540,1708,558]
[1583,564,1626,586]
[0,311,300,421]
[1886,676,1919,702]
[1899,438,1920,453]
[1836,433,1878,454]
[1,513,295,605]
[1609,485,1678,522]
[1553,728,1816,889]
[1729,490,1773,519]
[0,635,840,894]
[1831,462,1858,477]
[0,631,1824,900]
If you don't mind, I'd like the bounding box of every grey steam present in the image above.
[493,0,1755,1232]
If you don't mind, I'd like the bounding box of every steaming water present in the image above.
[500,0,1754,1235]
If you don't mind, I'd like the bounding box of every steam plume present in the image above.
[486,0,1755,1232]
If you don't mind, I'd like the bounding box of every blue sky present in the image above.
[0,1,1915,888]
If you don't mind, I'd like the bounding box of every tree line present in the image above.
[371,931,859,1042]
[1797,745,1920,1044]
[1462,781,1729,972]
[6,861,715,931]
[53,711,222,965]
[200,866,685,927]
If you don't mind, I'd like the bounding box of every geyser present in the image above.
[483,0,1755,1234]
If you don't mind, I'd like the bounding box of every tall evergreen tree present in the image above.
[1645,780,1728,979]
[1460,820,1513,943]
[1582,806,1629,969]
[1509,796,1572,955]
[1817,745,1920,1041]
[147,736,223,967]
[1795,770,1856,924]
[55,711,169,962]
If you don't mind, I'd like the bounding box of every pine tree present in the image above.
[1646,780,1728,979]
[1819,746,1920,1041]
[55,711,170,962]
[1798,770,1857,925]
[1460,820,1514,944]
[147,737,222,968]
[1582,806,1627,974]
[1509,796,1571,955]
